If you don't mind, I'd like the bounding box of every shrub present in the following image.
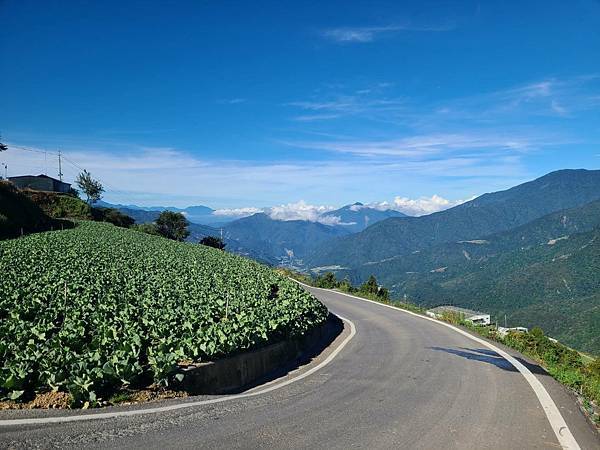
[199,235,226,250]
[92,208,135,228]
[24,190,92,220]
[132,223,160,236]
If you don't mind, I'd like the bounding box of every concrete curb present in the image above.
[177,314,343,395]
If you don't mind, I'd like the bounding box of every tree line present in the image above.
[314,271,390,301]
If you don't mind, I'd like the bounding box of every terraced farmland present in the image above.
[0,221,328,405]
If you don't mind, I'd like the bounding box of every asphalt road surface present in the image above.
[1,286,598,449]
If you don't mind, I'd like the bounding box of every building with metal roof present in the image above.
[426,305,491,325]
[8,174,71,193]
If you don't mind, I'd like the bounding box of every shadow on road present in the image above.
[428,346,518,372]
[461,347,549,376]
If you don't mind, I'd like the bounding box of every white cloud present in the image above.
[212,207,263,218]
[212,195,472,222]
[2,143,526,209]
[391,194,472,216]
[213,201,349,226]
[268,200,336,223]
[348,195,472,216]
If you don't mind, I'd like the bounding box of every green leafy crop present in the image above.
[0,221,327,405]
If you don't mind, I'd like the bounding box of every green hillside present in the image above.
[0,221,328,405]
[389,225,600,354]
[348,198,600,284]
[307,169,600,270]
[23,189,93,220]
[334,199,600,354]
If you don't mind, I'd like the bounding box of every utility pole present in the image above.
[1,162,7,179]
[58,150,63,181]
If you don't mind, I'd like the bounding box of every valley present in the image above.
[102,169,600,355]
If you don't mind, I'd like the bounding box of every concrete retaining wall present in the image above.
[177,314,342,394]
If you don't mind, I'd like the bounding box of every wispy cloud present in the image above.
[218,98,247,104]
[3,143,525,208]
[322,26,402,43]
[283,132,549,158]
[434,76,600,120]
[286,87,405,122]
[322,23,452,43]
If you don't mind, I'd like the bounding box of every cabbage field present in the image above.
[0,221,328,405]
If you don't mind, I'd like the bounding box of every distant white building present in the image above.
[427,305,491,326]
[497,326,528,337]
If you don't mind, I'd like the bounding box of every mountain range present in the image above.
[303,169,600,354]
[320,203,407,233]
[96,201,225,225]
[222,213,350,265]
[101,200,408,263]
[306,169,600,270]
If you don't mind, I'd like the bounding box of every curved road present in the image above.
[1,286,598,449]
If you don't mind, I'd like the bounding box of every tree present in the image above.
[358,274,389,299]
[156,211,190,241]
[315,271,338,289]
[338,276,354,293]
[359,275,379,295]
[76,170,104,205]
[377,286,390,301]
[199,235,226,250]
[0,135,7,152]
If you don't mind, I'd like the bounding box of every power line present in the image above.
[7,144,115,191]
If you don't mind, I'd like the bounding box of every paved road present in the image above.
[1,287,598,449]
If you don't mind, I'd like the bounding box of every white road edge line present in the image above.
[0,315,356,427]
[301,283,581,450]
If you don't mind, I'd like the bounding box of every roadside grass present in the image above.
[283,268,600,425]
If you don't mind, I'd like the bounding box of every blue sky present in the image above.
[1,0,600,216]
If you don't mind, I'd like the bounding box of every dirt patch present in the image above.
[109,387,188,406]
[0,387,189,410]
[0,391,71,410]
